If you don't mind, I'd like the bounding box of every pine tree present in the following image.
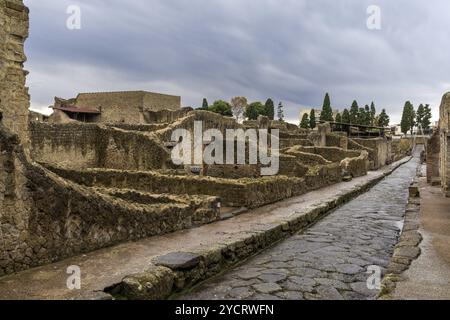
[370,102,376,125]
[309,109,316,129]
[349,101,359,124]
[320,93,333,122]
[277,102,285,121]
[300,113,310,129]
[201,98,209,110]
[378,109,390,127]
[264,98,275,120]
[342,109,350,124]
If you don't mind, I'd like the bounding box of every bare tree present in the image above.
[231,96,247,123]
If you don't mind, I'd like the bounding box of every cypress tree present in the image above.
[300,113,310,129]
[378,109,390,127]
[310,109,317,129]
[422,104,432,130]
[201,98,209,110]
[264,98,275,120]
[370,102,376,125]
[320,93,334,122]
[335,112,342,131]
[400,101,415,135]
[349,101,359,124]
[342,109,350,124]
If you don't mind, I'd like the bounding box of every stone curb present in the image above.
[106,157,413,300]
[378,181,422,299]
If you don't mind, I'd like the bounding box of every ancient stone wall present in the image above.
[42,164,349,209]
[439,93,450,196]
[29,122,174,170]
[1,124,220,276]
[326,133,348,150]
[143,107,193,124]
[427,130,440,183]
[351,137,391,170]
[0,0,29,146]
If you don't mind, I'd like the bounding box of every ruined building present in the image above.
[0,0,413,278]
[439,93,450,196]
[50,91,181,124]
[426,92,450,197]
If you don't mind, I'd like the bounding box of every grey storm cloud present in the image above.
[24,0,450,124]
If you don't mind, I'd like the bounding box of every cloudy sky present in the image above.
[24,0,450,124]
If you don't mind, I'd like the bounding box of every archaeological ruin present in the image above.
[427,92,450,197]
[0,0,414,284]
[49,91,181,124]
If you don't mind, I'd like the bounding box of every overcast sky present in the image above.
[24,0,450,124]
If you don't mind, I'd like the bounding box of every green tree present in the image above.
[201,98,209,110]
[277,102,285,121]
[309,109,317,129]
[335,112,342,130]
[400,101,415,135]
[209,100,233,116]
[245,102,265,120]
[264,98,275,120]
[349,101,359,124]
[416,104,432,131]
[377,109,390,127]
[364,105,371,125]
[416,104,425,129]
[300,113,310,129]
[422,104,432,130]
[358,108,366,125]
[342,108,350,124]
[320,93,334,122]
[370,102,376,125]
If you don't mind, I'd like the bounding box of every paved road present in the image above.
[180,155,420,300]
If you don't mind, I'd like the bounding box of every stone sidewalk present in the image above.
[0,157,410,300]
[391,176,450,299]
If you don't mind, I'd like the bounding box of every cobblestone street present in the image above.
[180,155,420,300]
